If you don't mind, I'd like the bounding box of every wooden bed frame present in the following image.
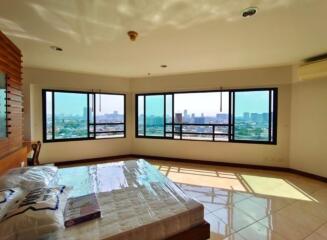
[167,221,210,240]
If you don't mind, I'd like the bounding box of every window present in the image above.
[145,95,165,137]
[93,94,125,138]
[43,90,125,142]
[0,73,6,138]
[233,91,270,142]
[136,88,277,144]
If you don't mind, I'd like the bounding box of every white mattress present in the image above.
[41,159,204,240]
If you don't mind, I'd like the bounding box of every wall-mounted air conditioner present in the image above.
[298,53,327,80]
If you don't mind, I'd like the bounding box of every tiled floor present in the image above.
[60,157,327,240]
[148,159,327,240]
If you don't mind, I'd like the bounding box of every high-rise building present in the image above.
[243,112,250,121]
[195,116,205,124]
[216,113,228,123]
[251,113,260,122]
[183,109,188,118]
[175,113,183,123]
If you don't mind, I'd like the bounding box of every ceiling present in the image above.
[1,0,327,78]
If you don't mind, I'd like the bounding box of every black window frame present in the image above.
[135,88,278,145]
[42,89,126,143]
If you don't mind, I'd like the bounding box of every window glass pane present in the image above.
[174,92,229,124]
[145,95,164,137]
[54,92,88,139]
[182,125,213,134]
[166,95,172,124]
[89,94,94,124]
[45,91,53,140]
[96,124,124,132]
[138,95,144,136]
[96,132,124,139]
[166,125,172,133]
[234,91,270,141]
[214,135,229,141]
[95,94,124,139]
[182,134,212,141]
[174,124,181,133]
[95,94,124,123]
[215,126,228,134]
[0,73,7,138]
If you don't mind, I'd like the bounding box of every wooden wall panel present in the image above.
[0,146,27,175]
[0,31,24,160]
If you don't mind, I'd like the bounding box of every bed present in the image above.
[36,159,210,240]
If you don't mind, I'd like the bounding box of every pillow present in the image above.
[0,186,69,240]
[0,188,24,220]
[0,166,58,191]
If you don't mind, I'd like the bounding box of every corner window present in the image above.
[136,88,277,144]
[43,90,125,142]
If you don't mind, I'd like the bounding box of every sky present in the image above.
[49,91,270,117]
[141,91,270,117]
[235,91,269,116]
[51,92,124,116]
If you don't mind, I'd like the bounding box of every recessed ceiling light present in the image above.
[50,46,63,51]
[147,73,151,76]
[242,7,258,18]
[160,65,167,68]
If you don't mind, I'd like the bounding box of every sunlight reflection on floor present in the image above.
[150,160,327,240]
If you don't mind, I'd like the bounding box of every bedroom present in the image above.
[0,0,326,239]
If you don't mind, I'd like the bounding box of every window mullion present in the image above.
[87,93,90,139]
[52,91,55,141]
[143,95,146,136]
[164,95,166,138]
[268,90,272,142]
[93,93,96,139]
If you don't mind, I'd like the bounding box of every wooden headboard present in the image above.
[0,31,25,173]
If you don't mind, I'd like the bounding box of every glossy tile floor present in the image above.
[61,158,327,240]
[148,159,327,240]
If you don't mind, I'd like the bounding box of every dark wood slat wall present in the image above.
[0,31,24,159]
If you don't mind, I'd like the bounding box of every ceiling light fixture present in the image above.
[50,46,63,51]
[160,65,167,68]
[242,7,258,17]
[127,31,138,41]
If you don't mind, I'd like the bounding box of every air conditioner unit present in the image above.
[298,54,327,80]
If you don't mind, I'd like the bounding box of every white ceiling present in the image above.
[1,0,327,77]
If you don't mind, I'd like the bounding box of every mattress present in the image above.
[42,159,204,240]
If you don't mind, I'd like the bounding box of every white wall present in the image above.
[289,74,327,177]
[23,67,132,163]
[131,66,292,167]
